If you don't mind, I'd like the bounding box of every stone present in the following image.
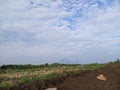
[97,74,107,81]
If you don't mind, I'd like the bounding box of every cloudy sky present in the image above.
[0,0,120,65]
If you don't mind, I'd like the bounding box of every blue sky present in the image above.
[0,0,120,65]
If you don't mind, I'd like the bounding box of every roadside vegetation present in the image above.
[0,59,119,89]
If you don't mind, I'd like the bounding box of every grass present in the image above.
[0,63,106,89]
[0,82,11,89]
[80,64,106,70]
[19,76,40,84]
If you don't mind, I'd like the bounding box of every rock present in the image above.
[97,74,107,81]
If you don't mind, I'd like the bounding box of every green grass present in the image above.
[81,64,106,70]
[0,82,11,89]
[19,76,39,84]
[19,72,57,84]
[0,63,107,89]
[19,70,76,85]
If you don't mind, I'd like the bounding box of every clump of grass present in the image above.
[0,82,11,89]
[40,73,56,80]
[19,76,39,84]
[19,72,57,84]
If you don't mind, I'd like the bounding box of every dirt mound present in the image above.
[57,64,120,90]
[0,64,120,90]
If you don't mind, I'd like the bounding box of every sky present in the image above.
[0,0,120,65]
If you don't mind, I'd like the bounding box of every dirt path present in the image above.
[56,64,120,90]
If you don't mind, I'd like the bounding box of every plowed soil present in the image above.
[57,64,120,90]
[0,64,120,90]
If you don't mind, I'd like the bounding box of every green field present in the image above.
[0,60,120,89]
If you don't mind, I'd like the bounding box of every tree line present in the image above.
[0,59,119,70]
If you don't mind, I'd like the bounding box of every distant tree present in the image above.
[45,63,49,67]
[116,58,120,63]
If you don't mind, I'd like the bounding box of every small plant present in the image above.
[19,76,40,84]
[0,82,11,88]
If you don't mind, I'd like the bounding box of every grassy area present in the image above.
[0,63,106,89]
[0,83,12,89]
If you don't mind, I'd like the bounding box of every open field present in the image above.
[0,62,120,90]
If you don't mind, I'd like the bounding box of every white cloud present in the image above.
[0,0,120,65]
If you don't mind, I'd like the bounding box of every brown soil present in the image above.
[57,64,120,90]
[0,64,120,90]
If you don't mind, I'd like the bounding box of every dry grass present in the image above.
[0,66,69,87]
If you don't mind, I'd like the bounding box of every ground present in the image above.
[57,64,120,90]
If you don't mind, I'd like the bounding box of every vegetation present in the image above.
[108,58,120,64]
[0,82,11,89]
[0,59,119,89]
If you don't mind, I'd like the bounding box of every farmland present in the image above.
[0,61,120,90]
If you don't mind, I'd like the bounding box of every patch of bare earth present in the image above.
[57,64,120,90]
